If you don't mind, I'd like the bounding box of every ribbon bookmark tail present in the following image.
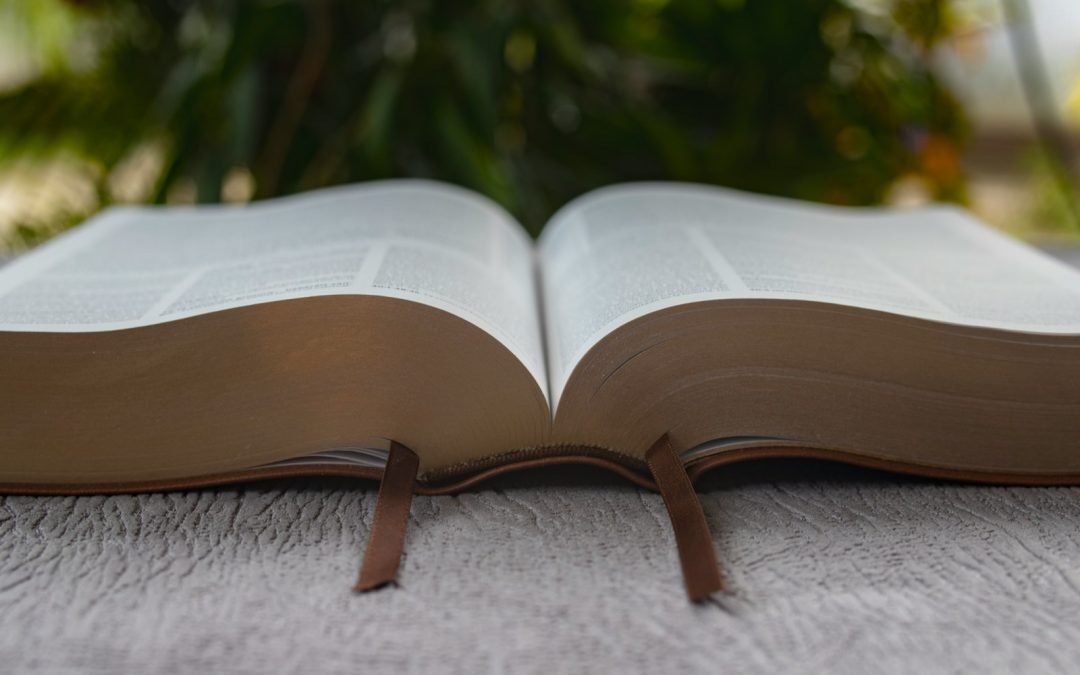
[646,434,724,602]
[354,441,420,592]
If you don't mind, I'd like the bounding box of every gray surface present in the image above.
[1,246,1080,674]
[2,465,1080,674]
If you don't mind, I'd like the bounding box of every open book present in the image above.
[2,178,1080,488]
[5,179,1080,597]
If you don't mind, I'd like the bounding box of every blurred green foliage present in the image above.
[0,0,969,240]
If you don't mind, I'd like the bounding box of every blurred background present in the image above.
[0,0,1077,249]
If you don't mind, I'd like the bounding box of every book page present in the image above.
[0,180,548,395]
[539,182,1080,406]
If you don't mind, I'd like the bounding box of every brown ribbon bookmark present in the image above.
[645,434,724,602]
[354,441,420,592]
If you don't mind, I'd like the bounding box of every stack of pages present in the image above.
[2,181,1078,597]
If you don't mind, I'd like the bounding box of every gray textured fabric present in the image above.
[2,248,1080,674]
[3,465,1080,674]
